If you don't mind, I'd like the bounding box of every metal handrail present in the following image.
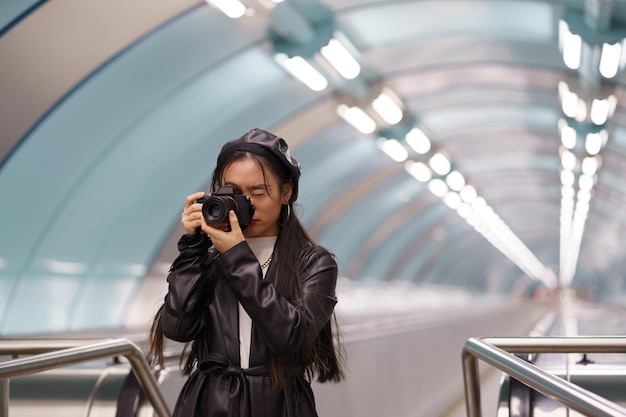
[0,338,170,417]
[462,336,626,417]
[0,338,104,355]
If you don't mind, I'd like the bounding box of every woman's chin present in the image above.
[244,222,279,238]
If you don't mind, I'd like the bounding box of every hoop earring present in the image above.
[279,204,290,227]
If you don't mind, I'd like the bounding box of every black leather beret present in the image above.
[218,128,301,201]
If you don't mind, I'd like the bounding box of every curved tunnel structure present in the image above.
[3,1,626,416]
[4,0,626,335]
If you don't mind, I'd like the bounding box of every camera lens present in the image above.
[202,196,234,224]
[207,202,223,218]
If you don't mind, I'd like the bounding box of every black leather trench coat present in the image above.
[161,233,339,417]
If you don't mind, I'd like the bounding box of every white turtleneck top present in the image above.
[239,236,277,368]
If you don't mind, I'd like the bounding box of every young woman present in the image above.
[148,128,344,417]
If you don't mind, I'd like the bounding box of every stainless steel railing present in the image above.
[462,336,626,417]
[0,338,171,417]
[0,338,108,355]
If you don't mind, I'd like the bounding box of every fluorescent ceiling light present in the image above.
[429,152,451,176]
[577,189,591,204]
[581,156,599,175]
[560,86,579,118]
[471,196,487,212]
[590,98,610,125]
[378,138,409,162]
[443,192,462,209]
[578,174,594,192]
[405,127,431,154]
[337,104,376,134]
[559,20,581,69]
[561,149,576,170]
[560,124,577,149]
[562,185,575,199]
[599,42,622,78]
[371,88,403,125]
[465,211,480,227]
[274,54,328,91]
[563,195,575,215]
[459,185,477,202]
[557,80,568,97]
[428,178,448,197]
[457,202,472,219]
[405,160,432,182]
[585,130,606,155]
[207,0,246,18]
[445,170,465,191]
[478,205,496,223]
[590,95,617,125]
[560,169,575,187]
[320,37,361,80]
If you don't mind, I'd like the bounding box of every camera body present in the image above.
[196,186,255,231]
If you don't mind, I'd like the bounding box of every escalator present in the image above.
[473,302,626,417]
[0,337,179,417]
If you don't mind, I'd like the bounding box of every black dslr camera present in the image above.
[196,186,255,231]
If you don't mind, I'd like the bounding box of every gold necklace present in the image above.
[260,255,272,270]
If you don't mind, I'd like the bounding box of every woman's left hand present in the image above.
[202,210,245,253]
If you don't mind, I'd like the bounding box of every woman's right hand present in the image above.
[181,192,206,235]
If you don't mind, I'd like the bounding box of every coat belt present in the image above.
[198,352,305,417]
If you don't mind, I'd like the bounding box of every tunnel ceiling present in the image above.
[2,0,626,335]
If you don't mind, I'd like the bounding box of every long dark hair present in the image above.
[148,150,345,387]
